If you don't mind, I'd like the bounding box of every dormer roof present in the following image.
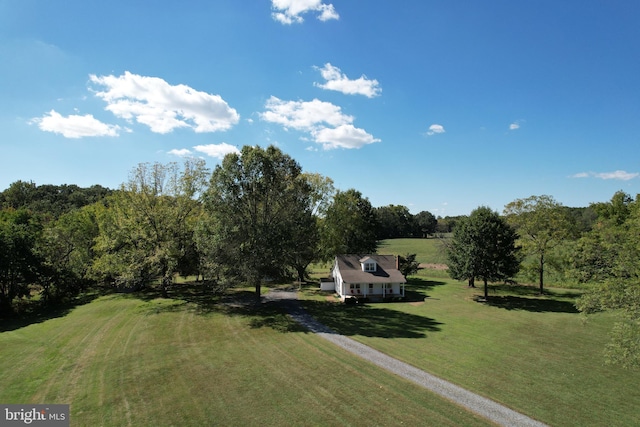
[335,254,406,284]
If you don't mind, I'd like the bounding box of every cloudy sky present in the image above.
[1,0,639,215]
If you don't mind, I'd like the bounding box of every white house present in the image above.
[329,254,406,302]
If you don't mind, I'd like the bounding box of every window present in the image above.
[364,262,376,272]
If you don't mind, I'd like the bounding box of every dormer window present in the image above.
[360,256,377,272]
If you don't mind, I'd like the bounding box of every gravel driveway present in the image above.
[265,289,548,427]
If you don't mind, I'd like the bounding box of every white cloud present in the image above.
[30,110,120,138]
[314,63,381,98]
[571,170,639,181]
[595,170,639,180]
[271,0,339,24]
[89,71,239,134]
[260,96,379,150]
[193,143,240,159]
[570,172,590,179]
[509,119,525,130]
[168,148,193,157]
[312,124,380,149]
[426,124,445,136]
[260,96,352,131]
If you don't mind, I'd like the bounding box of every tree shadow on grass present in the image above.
[118,281,444,338]
[480,295,579,313]
[489,283,581,299]
[0,291,103,333]
[120,281,250,315]
[119,281,309,332]
[474,283,581,314]
[247,302,309,333]
[299,300,443,338]
[405,278,447,302]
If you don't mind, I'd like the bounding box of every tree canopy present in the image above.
[504,195,572,294]
[0,209,42,315]
[320,189,378,260]
[0,181,112,219]
[91,160,208,297]
[201,145,314,300]
[446,206,520,299]
[575,191,640,368]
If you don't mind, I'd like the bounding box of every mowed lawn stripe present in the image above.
[0,294,492,426]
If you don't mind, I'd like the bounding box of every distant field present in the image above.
[378,238,450,265]
[300,273,640,427]
[0,287,490,427]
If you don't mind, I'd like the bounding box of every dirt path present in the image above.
[265,289,548,427]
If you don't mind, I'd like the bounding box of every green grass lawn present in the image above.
[300,271,640,427]
[0,286,491,427]
[3,246,638,426]
[378,238,449,265]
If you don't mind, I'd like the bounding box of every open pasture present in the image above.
[300,271,640,427]
[0,287,490,427]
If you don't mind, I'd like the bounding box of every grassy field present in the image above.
[3,238,638,426]
[300,270,640,427]
[0,286,491,427]
[377,237,577,286]
[378,238,449,265]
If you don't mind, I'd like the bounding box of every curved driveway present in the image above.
[265,289,548,427]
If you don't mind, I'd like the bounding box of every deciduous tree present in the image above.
[38,205,99,303]
[320,189,378,260]
[92,159,207,297]
[374,204,414,239]
[0,209,42,315]
[414,210,437,238]
[504,195,571,294]
[446,206,520,299]
[575,191,640,368]
[201,145,313,300]
[398,253,420,277]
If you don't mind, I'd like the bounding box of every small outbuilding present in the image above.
[330,254,406,302]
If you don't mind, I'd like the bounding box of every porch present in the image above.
[345,282,405,301]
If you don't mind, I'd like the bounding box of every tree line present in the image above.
[1,145,637,367]
[445,192,639,368]
[373,205,468,239]
[0,146,380,315]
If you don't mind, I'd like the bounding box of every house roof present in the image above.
[335,254,406,284]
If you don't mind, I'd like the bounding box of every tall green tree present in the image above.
[0,209,42,315]
[320,189,378,260]
[201,145,313,300]
[285,173,335,284]
[414,210,437,238]
[303,172,336,217]
[504,195,572,294]
[37,205,99,303]
[575,191,640,368]
[92,159,208,297]
[446,206,520,299]
[374,204,414,239]
[573,192,638,283]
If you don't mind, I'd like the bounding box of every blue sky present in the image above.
[1,0,639,216]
